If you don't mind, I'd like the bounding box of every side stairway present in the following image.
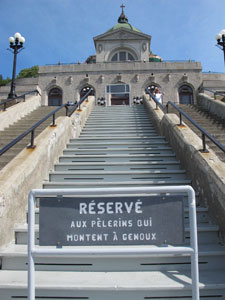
[169,104,225,162]
[0,106,66,170]
[0,105,225,300]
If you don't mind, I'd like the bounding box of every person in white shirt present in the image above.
[154,88,162,104]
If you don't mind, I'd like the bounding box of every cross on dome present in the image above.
[118,3,128,23]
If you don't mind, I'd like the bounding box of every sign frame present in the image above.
[28,186,199,300]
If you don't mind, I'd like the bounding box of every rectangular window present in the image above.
[111,85,125,93]
[119,52,126,61]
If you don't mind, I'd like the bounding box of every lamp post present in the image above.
[8,32,25,99]
[216,29,225,65]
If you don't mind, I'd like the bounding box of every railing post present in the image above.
[179,112,183,126]
[51,113,56,127]
[27,130,35,149]
[201,133,208,153]
[166,103,169,113]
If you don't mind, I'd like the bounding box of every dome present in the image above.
[107,22,142,33]
[106,5,142,33]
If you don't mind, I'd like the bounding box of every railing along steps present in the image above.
[0,105,225,300]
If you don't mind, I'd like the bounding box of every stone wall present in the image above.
[144,96,225,238]
[0,97,95,247]
[197,93,225,120]
[0,93,42,131]
[38,61,202,106]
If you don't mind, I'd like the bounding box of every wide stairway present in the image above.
[0,106,66,170]
[169,104,225,162]
[0,105,225,299]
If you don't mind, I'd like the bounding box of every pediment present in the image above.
[94,28,151,42]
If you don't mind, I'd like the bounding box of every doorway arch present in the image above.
[179,85,194,104]
[80,85,95,99]
[48,87,62,106]
[145,83,161,94]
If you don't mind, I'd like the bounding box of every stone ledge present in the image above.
[144,96,225,238]
[0,93,41,131]
[0,97,95,247]
[197,93,225,120]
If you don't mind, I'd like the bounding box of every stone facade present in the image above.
[37,8,223,107]
[38,61,203,105]
[94,28,151,63]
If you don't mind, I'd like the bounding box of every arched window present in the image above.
[110,51,135,62]
[179,85,194,104]
[48,88,62,106]
[80,86,95,99]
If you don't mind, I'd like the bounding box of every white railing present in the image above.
[28,186,199,300]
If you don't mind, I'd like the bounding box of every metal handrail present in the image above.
[0,89,92,156]
[0,89,40,111]
[67,88,93,117]
[145,89,225,153]
[199,87,225,98]
[166,101,225,153]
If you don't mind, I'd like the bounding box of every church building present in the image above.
[1,5,225,105]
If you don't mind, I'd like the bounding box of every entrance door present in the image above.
[48,88,62,106]
[106,84,130,106]
[111,93,129,105]
[179,85,194,104]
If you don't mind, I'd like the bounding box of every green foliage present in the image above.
[0,74,11,86]
[16,65,39,79]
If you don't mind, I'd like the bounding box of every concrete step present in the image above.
[54,161,182,171]
[86,120,153,125]
[48,170,187,182]
[79,134,160,138]
[1,270,225,300]
[1,243,224,272]
[70,136,167,143]
[62,147,174,155]
[67,141,169,149]
[82,126,155,133]
[43,179,192,190]
[58,154,178,163]
[83,124,154,129]
[80,131,158,136]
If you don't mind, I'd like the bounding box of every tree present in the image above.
[16,65,39,79]
[0,74,11,86]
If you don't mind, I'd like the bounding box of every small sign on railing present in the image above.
[39,195,184,246]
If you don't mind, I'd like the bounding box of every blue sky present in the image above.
[1,0,225,78]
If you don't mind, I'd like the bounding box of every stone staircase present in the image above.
[0,106,66,170]
[169,104,225,162]
[0,105,225,299]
